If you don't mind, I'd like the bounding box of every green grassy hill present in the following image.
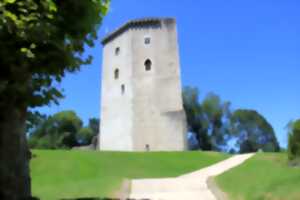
[216,153,300,200]
[31,150,229,200]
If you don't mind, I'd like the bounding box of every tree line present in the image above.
[183,86,299,164]
[27,111,99,149]
[183,86,280,153]
[27,86,282,154]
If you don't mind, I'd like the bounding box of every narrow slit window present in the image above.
[121,84,125,95]
[144,59,152,71]
[115,47,120,55]
[114,69,119,79]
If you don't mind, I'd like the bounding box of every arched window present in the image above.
[121,84,125,95]
[114,69,119,79]
[144,59,152,71]
[115,47,120,55]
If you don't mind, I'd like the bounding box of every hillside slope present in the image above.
[31,150,229,200]
[216,153,300,200]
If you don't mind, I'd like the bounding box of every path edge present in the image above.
[112,179,132,200]
[207,176,228,200]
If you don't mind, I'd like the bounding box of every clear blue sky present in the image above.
[38,0,300,148]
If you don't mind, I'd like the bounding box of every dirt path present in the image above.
[129,153,254,200]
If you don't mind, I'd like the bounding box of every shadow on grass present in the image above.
[61,198,118,200]
[61,198,117,200]
[61,198,149,200]
[60,197,150,200]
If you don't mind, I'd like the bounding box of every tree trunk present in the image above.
[0,105,31,199]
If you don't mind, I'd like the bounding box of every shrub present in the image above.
[288,119,300,162]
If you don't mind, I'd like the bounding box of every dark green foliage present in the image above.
[76,118,99,145]
[0,0,109,110]
[183,86,280,153]
[231,109,280,153]
[26,111,48,135]
[202,93,231,151]
[77,117,100,145]
[183,87,231,151]
[239,140,256,153]
[288,119,300,161]
[183,87,212,150]
[0,0,109,198]
[88,118,100,136]
[28,110,83,149]
[28,111,99,148]
[77,127,94,145]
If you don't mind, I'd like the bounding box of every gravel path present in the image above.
[129,153,254,200]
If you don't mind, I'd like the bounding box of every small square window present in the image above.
[144,37,151,44]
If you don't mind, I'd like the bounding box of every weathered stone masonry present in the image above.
[99,18,187,151]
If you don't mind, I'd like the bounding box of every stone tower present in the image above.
[99,18,187,151]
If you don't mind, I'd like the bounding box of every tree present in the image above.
[202,93,231,151]
[28,112,100,148]
[88,118,100,136]
[77,127,94,145]
[183,87,280,153]
[26,111,48,135]
[287,119,300,162]
[51,111,82,147]
[28,110,83,149]
[182,87,232,151]
[0,0,109,198]
[231,109,280,153]
[182,86,212,150]
[76,117,100,146]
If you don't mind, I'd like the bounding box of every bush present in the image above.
[288,119,300,161]
[77,127,94,145]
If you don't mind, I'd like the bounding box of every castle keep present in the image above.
[99,18,187,151]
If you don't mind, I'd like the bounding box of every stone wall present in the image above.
[99,18,187,151]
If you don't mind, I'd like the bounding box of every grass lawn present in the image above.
[216,153,300,200]
[31,150,229,200]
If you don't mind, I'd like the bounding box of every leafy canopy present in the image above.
[28,110,83,149]
[27,110,100,148]
[231,109,280,153]
[183,87,231,151]
[183,86,280,153]
[77,127,94,145]
[0,0,109,110]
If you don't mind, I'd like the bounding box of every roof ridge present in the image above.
[101,17,175,45]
